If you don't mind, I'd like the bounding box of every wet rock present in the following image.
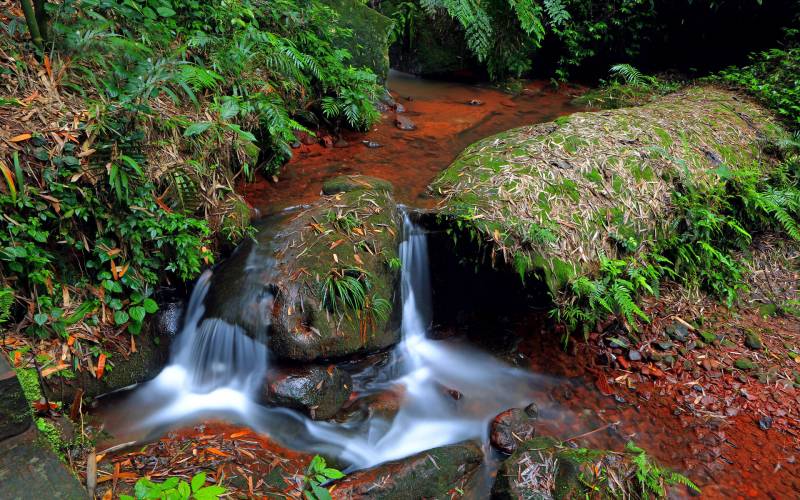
[628,349,642,361]
[291,141,301,149]
[154,301,184,338]
[745,330,763,350]
[331,441,482,499]
[524,402,539,418]
[0,356,31,440]
[734,358,756,371]
[320,0,392,81]
[467,99,484,106]
[335,386,404,423]
[394,114,416,130]
[264,365,352,420]
[759,416,773,430]
[0,426,87,499]
[322,175,394,195]
[362,140,383,148]
[44,321,169,403]
[665,322,689,342]
[490,407,538,454]
[395,103,406,113]
[655,341,674,351]
[334,138,349,148]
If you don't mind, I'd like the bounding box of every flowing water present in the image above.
[102,213,566,472]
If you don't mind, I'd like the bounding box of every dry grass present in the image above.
[431,86,784,287]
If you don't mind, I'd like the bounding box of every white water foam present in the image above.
[103,212,559,469]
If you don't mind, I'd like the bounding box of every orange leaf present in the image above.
[96,353,106,379]
[354,254,363,265]
[13,351,21,367]
[41,362,69,378]
[329,239,345,249]
[352,227,364,236]
[67,335,76,347]
[205,447,230,457]
[117,263,130,279]
[10,133,32,142]
[110,259,119,280]
[229,430,251,439]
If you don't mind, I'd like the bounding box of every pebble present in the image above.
[362,140,383,148]
[628,350,642,361]
[758,416,773,430]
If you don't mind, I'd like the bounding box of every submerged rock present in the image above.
[331,441,483,499]
[322,175,394,195]
[263,365,352,420]
[431,87,786,295]
[395,115,417,131]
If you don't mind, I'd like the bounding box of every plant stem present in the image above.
[33,0,49,44]
[19,0,44,50]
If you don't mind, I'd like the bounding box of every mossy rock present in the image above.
[0,356,31,440]
[320,0,392,82]
[430,87,786,297]
[492,438,693,499]
[322,175,394,195]
[331,441,483,499]
[43,322,169,403]
[205,190,402,362]
[262,364,352,420]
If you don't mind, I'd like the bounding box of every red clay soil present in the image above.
[239,73,583,214]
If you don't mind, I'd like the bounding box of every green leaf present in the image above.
[103,280,123,293]
[129,306,146,323]
[184,122,213,137]
[143,298,159,313]
[193,485,226,500]
[156,6,176,17]
[311,484,332,500]
[177,481,191,498]
[114,310,130,325]
[34,313,48,325]
[191,472,206,493]
[308,455,325,472]
[321,468,344,479]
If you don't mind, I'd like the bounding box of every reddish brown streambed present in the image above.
[240,72,584,213]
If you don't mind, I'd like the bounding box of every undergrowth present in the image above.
[1,0,384,368]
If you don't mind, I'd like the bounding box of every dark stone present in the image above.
[467,99,484,106]
[744,330,763,350]
[655,341,674,351]
[759,416,773,430]
[154,301,183,338]
[335,386,404,423]
[395,103,405,113]
[628,350,642,361]
[331,441,482,499]
[0,426,87,499]
[334,138,348,148]
[263,365,352,420]
[0,356,31,440]
[321,175,394,195]
[665,322,689,342]
[524,402,539,419]
[395,115,417,131]
[44,322,169,403]
[362,140,383,149]
[490,408,537,454]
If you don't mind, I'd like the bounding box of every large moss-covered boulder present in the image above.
[332,441,483,499]
[492,438,694,499]
[205,186,402,362]
[321,0,393,82]
[430,87,785,294]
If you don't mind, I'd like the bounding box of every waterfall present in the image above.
[102,210,557,471]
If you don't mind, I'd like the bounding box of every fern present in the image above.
[610,63,652,86]
[543,0,570,27]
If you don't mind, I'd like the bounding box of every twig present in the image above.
[564,421,620,442]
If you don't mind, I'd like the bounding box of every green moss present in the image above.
[16,367,42,402]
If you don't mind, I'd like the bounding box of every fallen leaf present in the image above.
[41,362,69,378]
[96,353,106,379]
[330,238,345,249]
[10,133,32,142]
[595,376,614,396]
[13,351,21,367]
[354,254,363,265]
[205,447,230,457]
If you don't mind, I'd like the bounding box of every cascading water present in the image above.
[102,210,563,471]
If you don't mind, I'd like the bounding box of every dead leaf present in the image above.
[96,353,107,379]
[595,376,614,396]
[10,133,32,142]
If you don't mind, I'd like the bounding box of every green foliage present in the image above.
[715,36,800,130]
[576,64,682,109]
[626,442,700,497]
[319,267,390,326]
[0,286,12,324]
[302,455,344,500]
[120,472,226,500]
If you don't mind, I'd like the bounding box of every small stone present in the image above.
[665,322,689,342]
[758,303,778,317]
[334,138,349,148]
[734,358,756,371]
[628,350,642,361]
[721,338,737,348]
[395,115,416,130]
[395,103,405,113]
[467,99,484,106]
[362,140,383,148]
[663,355,675,366]
[685,341,697,351]
[758,416,773,430]
[655,341,674,351]
[745,330,763,350]
[490,408,537,454]
[290,141,301,149]
[523,402,539,419]
[698,331,717,344]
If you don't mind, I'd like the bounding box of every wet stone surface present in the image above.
[264,365,353,420]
